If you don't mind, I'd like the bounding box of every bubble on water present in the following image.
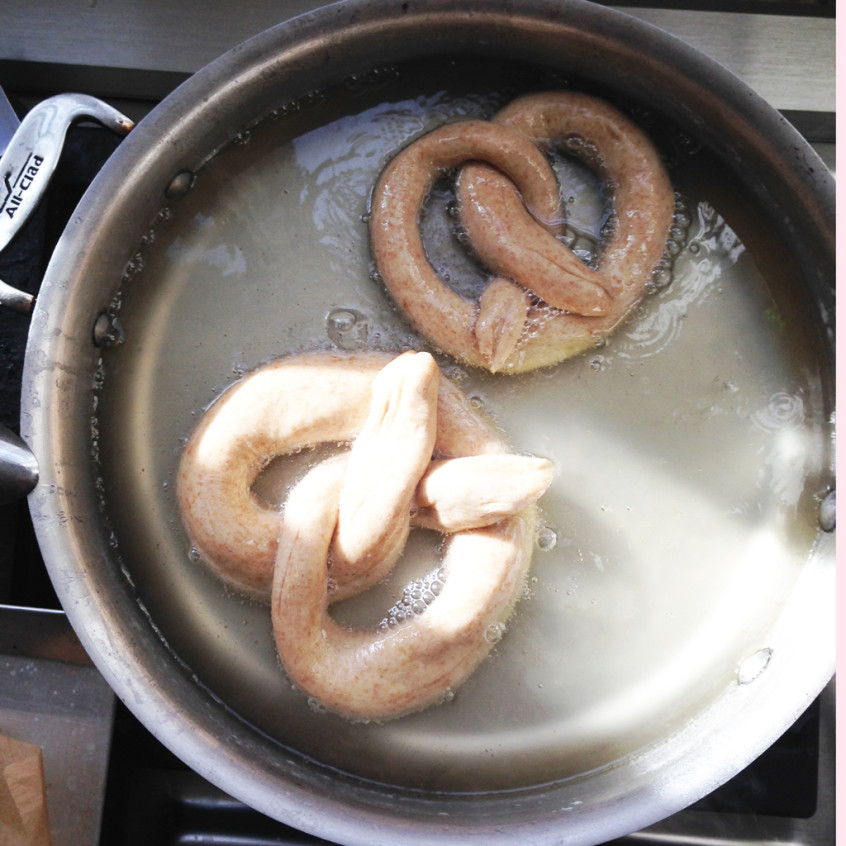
[672,209,692,229]
[643,195,691,294]
[563,133,584,153]
[651,263,674,291]
[307,697,326,714]
[600,214,617,241]
[737,648,773,685]
[588,355,605,372]
[328,308,357,331]
[751,391,804,432]
[483,622,505,644]
[378,567,447,629]
[122,252,145,279]
[326,308,369,350]
[301,90,325,108]
[669,224,687,242]
[536,526,558,551]
[666,239,683,258]
[343,65,399,91]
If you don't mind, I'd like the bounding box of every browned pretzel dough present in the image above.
[370,92,675,373]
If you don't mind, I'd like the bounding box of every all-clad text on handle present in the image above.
[0,94,134,314]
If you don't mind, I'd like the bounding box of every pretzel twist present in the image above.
[178,351,554,720]
[370,91,675,373]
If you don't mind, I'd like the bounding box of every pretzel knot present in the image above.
[370,91,675,374]
[177,351,554,720]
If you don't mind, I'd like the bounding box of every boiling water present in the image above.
[93,59,833,792]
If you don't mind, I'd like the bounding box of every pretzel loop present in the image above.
[369,91,675,373]
[178,351,554,720]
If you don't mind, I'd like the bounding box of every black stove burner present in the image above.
[96,693,824,845]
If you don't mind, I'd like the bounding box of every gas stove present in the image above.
[0,2,834,845]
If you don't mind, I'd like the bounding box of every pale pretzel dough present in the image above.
[178,351,553,720]
[177,351,552,597]
[272,454,535,720]
[329,350,439,600]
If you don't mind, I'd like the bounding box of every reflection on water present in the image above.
[293,92,501,262]
[618,200,745,360]
[752,390,805,432]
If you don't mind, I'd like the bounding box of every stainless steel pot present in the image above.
[5,1,835,843]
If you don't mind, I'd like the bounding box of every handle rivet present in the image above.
[165,169,196,199]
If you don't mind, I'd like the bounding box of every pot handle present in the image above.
[0,95,134,500]
[0,93,135,314]
[0,422,38,503]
